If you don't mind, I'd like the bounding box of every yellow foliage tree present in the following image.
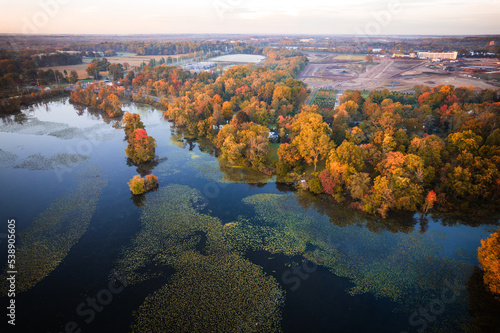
[291,111,332,172]
[128,175,146,195]
[478,229,500,297]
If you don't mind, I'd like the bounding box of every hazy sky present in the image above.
[0,0,499,35]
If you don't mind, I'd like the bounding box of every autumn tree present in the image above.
[291,110,332,172]
[128,174,159,195]
[128,175,146,195]
[422,190,437,214]
[324,141,367,201]
[347,172,371,200]
[123,112,145,136]
[277,143,302,175]
[363,152,425,217]
[215,122,269,169]
[124,115,157,164]
[68,70,78,84]
[222,101,234,121]
[108,63,123,81]
[126,129,157,164]
[86,62,100,79]
[478,229,500,297]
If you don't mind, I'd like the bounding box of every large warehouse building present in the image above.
[418,51,458,60]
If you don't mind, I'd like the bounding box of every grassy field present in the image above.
[473,73,500,84]
[269,143,280,162]
[334,54,367,61]
[43,52,196,80]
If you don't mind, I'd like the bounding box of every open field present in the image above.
[334,54,367,61]
[211,54,266,63]
[43,52,195,79]
[300,52,499,93]
[307,53,367,63]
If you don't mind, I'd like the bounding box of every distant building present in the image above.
[418,52,458,60]
[268,131,279,141]
[392,53,414,58]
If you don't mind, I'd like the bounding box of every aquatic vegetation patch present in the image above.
[0,118,71,136]
[130,253,284,333]
[14,153,90,170]
[0,149,18,165]
[48,125,115,141]
[0,165,107,294]
[227,193,472,311]
[115,185,284,332]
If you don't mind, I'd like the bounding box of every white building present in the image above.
[418,52,458,60]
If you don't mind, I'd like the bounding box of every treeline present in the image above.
[33,52,82,67]
[278,86,500,217]
[69,82,124,117]
[0,49,81,89]
[280,36,500,55]
[0,88,68,114]
[65,40,263,56]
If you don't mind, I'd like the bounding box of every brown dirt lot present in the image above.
[299,64,358,82]
[301,54,499,92]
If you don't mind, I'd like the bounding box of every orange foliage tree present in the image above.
[478,229,500,297]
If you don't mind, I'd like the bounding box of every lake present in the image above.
[0,98,498,333]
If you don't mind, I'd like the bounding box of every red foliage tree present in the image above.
[135,129,148,142]
[319,169,337,195]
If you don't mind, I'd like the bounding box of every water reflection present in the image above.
[418,214,430,234]
[275,182,296,193]
[0,112,28,125]
[131,194,147,208]
[294,188,419,233]
[466,266,500,332]
[126,157,166,177]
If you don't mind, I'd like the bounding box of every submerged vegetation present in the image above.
[115,185,284,332]
[230,193,472,309]
[14,153,89,170]
[114,183,475,332]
